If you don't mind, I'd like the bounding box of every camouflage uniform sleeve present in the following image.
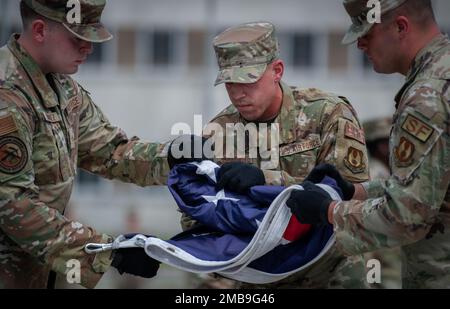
[0,90,112,289]
[263,98,370,187]
[332,85,449,255]
[317,98,370,183]
[262,170,297,186]
[77,89,170,186]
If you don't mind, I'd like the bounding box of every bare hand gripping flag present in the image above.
[142,161,342,284]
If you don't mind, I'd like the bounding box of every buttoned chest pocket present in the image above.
[33,112,73,185]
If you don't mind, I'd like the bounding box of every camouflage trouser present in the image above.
[364,247,401,289]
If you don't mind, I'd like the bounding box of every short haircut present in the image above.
[383,0,436,27]
[20,1,56,31]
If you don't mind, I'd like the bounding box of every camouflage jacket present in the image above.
[0,35,169,289]
[183,81,370,288]
[333,34,450,288]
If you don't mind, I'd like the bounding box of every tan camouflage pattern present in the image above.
[22,0,112,43]
[182,81,370,288]
[342,0,408,44]
[333,34,450,288]
[0,35,170,288]
[213,22,279,86]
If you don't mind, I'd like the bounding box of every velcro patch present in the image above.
[0,136,28,174]
[344,147,366,174]
[394,136,415,167]
[0,115,18,137]
[401,114,434,143]
[344,122,365,145]
[280,136,321,156]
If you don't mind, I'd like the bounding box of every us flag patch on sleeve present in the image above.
[0,115,18,137]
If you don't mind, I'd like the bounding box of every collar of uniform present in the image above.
[406,34,448,80]
[50,75,74,111]
[394,34,448,108]
[7,34,59,109]
[274,81,297,145]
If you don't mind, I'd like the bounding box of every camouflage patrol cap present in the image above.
[213,22,279,86]
[342,0,408,44]
[363,117,392,142]
[22,0,112,43]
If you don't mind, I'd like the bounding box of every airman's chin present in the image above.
[65,66,79,75]
[373,66,396,75]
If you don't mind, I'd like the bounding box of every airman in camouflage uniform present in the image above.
[363,117,401,289]
[290,0,450,289]
[182,22,371,289]
[0,0,170,288]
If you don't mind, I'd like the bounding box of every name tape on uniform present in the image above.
[280,137,321,156]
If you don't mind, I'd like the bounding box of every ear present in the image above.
[271,59,284,83]
[30,19,47,43]
[395,16,410,39]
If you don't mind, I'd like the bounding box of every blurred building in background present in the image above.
[1,0,450,288]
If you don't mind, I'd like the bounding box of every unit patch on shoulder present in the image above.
[344,147,366,174]
[394,137,415,167]
[0,136,28,174]
[401,114,434,143]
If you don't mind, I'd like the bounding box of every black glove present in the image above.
[305,164,355,200]
[111,235,160,278]
[286,181,332,225]
[217,162,265,194]
[167,135,213,169]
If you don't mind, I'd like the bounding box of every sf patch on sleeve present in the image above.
[392,110,442,185]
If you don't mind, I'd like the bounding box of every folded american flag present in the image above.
[141,161,341,284]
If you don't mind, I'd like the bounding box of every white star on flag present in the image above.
[202,190,240,206]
